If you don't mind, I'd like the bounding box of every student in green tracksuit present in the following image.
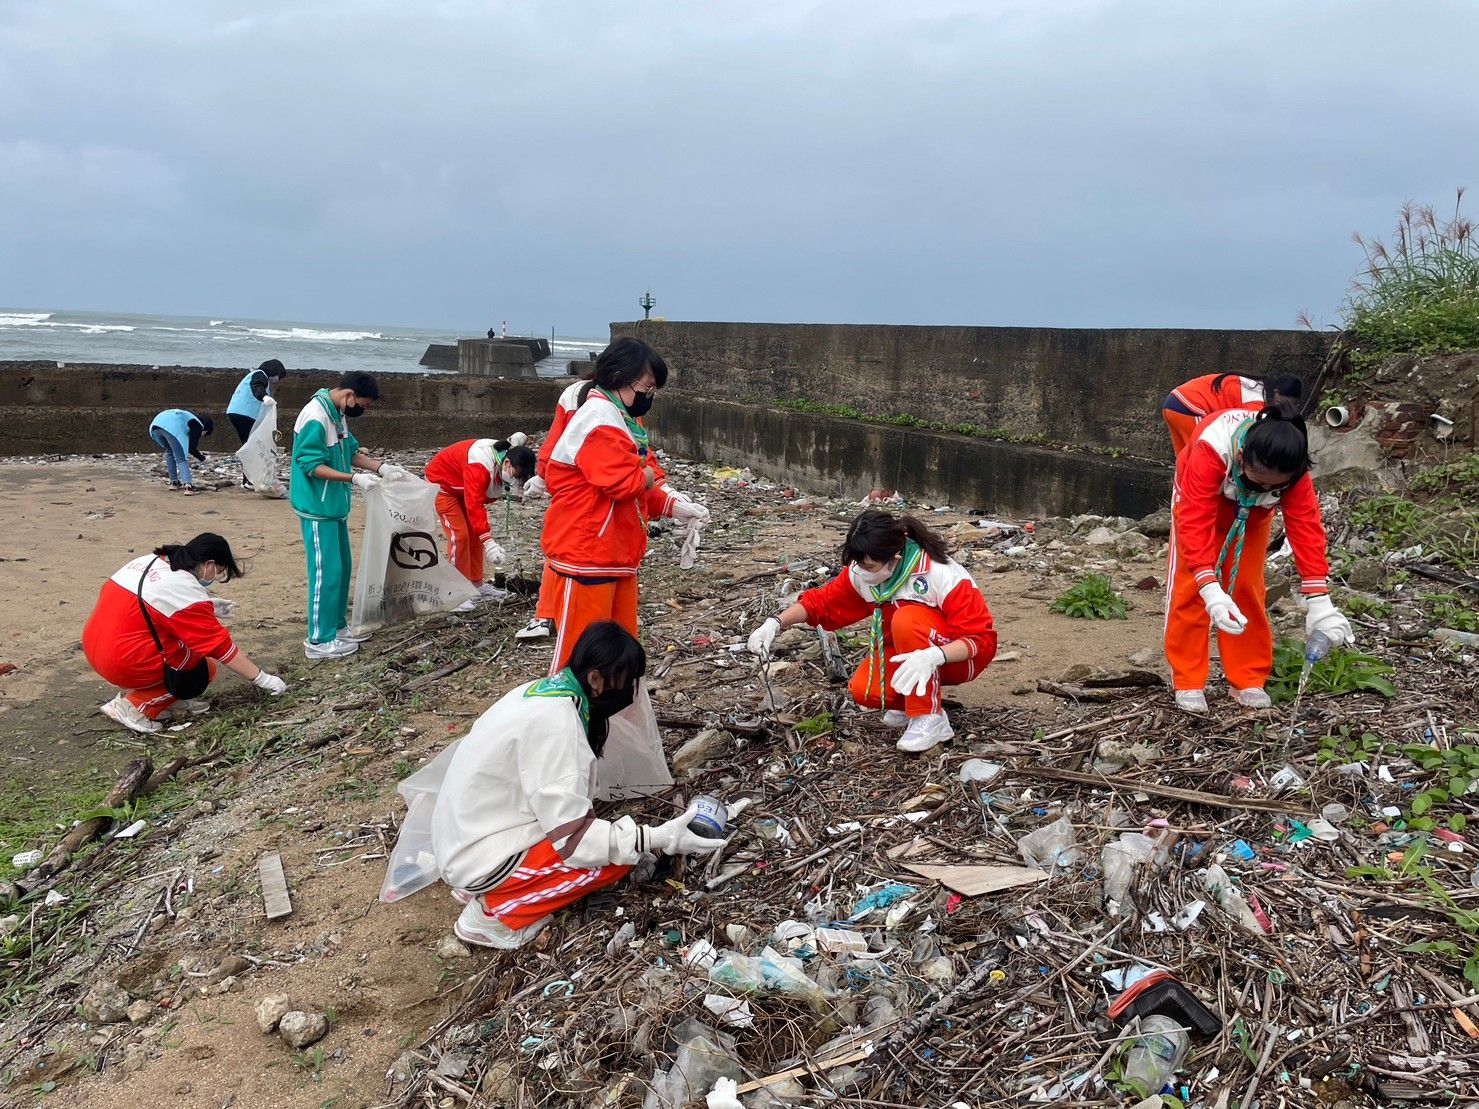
[289,372,409,660]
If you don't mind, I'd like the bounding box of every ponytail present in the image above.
[840,510,952,566]
[154,532,245,582]
[1242,401,1310,478]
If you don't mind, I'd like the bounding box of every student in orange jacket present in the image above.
[1161,372,1304,456]
[516,377,591,640]
[747,511,997,753]
[1167,402,1353,714]
[423,436,537,595]
[82,533,288,733]
[538,338,709,671]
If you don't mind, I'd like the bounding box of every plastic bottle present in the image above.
[1123,1015,1189,1097]
[1304,629,1333,665]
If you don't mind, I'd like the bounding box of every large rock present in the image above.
[1115,531,1154,558]
[1083,526,1118,547]
[278,1009,329,1049]
[254,993,292,1034]
[79,980,132,1024]
[671,728,734,774]
[1137,508,1172,538]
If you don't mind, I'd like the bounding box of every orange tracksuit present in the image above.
[538,390,679,672]
[1162,374,1266,456]
[424,439,512,583]
[82,555,236,719]
[1166,409,1330,692]
[532,381,589,621]
[798,555,997,716]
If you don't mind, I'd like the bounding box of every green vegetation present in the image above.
[1266,638,1395,705]
[792,711,835,737]
[1409,451,1479,496]
[1050,574,1127,620]
[1344,595,1391,620]
[774,400,1099,456]
[1346,493,1479,571]
[1423,591,1479,632]
[1344,191,1479,356]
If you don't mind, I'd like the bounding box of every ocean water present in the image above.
[0,307,607,379]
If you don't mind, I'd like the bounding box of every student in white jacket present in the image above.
[432,621,724,949]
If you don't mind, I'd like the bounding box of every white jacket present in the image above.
[431,681,650,891]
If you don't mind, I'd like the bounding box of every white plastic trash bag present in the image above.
[379,738,463,903]
[350,475,478,634]
[235,395,287,497]
[596,682,674,800]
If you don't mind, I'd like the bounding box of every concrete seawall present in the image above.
[0,362,562,456]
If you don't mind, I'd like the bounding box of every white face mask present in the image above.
[853,562,894,586]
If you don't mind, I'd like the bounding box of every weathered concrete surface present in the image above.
[614,321,1334,463]
[0,363,561,456]
[418,343,458,371]
[649,394,1169,518]
[457,340,537,378]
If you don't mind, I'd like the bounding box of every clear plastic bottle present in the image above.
[1123,1015,1189,1096]
[1304,629,1333,665]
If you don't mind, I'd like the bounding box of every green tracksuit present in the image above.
[291,390,360,644]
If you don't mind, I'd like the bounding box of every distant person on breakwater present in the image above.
[148,408,213,495]
[227,359,287,445]
[289,371,407,661]
[82,533,287,735]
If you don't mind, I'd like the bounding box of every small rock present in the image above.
[80,980,133,1024]
[121,1044,151,1073]
[195,800,217,815]
[0,914,19,938]
[174,1082,192,1096]
[215,975,238,994]
[1115,531,1153,558]
[214,954,252,978]
[255,993,292,1034]
[1128,648,1158,668]
[436,935,472,960]
[671,727,734,774]
[1137,508,1172,538]
[1083,526,1118,547]
[278,1009,329,1049]
[389,1050,418,1083]
[126,1000,154,1024]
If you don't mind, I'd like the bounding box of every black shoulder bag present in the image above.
[137,558,211,698]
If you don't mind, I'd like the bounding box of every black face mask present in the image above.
[345,404,366,419]
[625,390,654,418]
[590,682,637,717]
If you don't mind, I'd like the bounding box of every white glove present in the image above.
[482,536,506,566]
[508,432,528,447]
[889,646,946,697]
[1305,595,1354,647]
[351,472,380,492]
[705,1077,743,1109]
[211,597,237,625]
[1199,582,1248,635]
[522,475,547,499]
[747,617,781,658]
[378,464,409,482]
[252,671,288,695]
[647,804,727,856]
[672,499,710,523]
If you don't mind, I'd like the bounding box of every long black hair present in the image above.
[1213,372,1304,409]
[578,338,668,407]
[840,509,952,567]
[154,533,244,582]
[494,441,537,480]
[1241,399,1310,479]
[568,621,648,756]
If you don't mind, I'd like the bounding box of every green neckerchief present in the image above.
[492,447,512,536]
[523,667,589,734]
[1214,418,1261,593]
[860,540,925,708]
[595,387,651,451]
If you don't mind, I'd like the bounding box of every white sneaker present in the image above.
[100,695,162,735]
[453,899,550,950]
[304,637,359,660]
[454,598,479,613]
[1174,689,1209,715]
[478,583,510,601]
[170,698,211,717]
[896,712,954,753]
[515,618,554,640]
[450,888,473,906]
[881,710,909,727]
[1231,687,1272,709]
[335,627,372,644]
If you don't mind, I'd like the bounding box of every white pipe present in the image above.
[1324,405,1350,428]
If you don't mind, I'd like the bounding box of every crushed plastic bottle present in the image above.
[1304,629,1333,665]
[1202,864,1266,935]
[1122,1015,1189,1097]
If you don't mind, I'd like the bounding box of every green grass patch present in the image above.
[1266,638,1396,705]
[1050,574,1127,620]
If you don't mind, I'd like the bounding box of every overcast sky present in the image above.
[2,0,1475,336]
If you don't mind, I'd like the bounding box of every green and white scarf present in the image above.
[859,540,925,708]
[523,667,589,734]
[594,387,650,451]
[1214,418,1262,593]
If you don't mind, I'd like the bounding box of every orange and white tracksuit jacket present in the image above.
[1163,374,1267,456]
[535,379,588,477]
[1166,408,1330,691]
[798,556,997,716]
[82,556,237,706]
[425,439,511,542]
[539,390,679,579]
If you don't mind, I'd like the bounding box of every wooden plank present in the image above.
[886,837,1048,897]
[258,852,293,920]
[1007,764,1316,815]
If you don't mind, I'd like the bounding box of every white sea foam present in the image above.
[245,326,384,343]
[0,311,53,326]
[209,320,226,326]
[75,324,136,334]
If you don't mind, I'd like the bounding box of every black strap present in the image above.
[136,557,170,658]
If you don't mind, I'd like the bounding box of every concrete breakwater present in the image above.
[0,362,562,457]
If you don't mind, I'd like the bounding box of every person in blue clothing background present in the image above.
[227,359,287,489]
[149,409,213,496]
